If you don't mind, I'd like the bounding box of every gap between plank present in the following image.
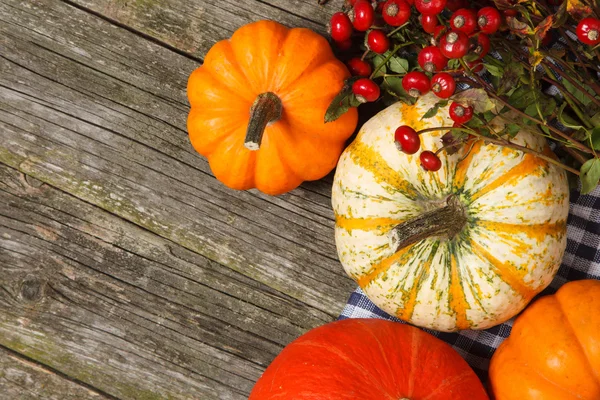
[0,344,119,400]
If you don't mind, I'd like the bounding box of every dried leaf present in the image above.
[324,78,360,123]
[506,16,534,36]
[451,88,495,113]
[566,0,593,18]
[529,51,545,67]
[534,15,554,41]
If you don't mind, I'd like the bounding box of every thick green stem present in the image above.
[393,195,467,251]
[245,92,283,151]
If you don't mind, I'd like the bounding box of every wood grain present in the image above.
[0,163,333,399]
[0,0,357,398]
[64,0,340,58]
[0,0,354,316]
[0,346,109,400]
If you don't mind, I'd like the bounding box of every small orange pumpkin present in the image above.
[187,20,358,195]
[489,279,600,400]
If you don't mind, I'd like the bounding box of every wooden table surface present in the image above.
[0,1,355,398]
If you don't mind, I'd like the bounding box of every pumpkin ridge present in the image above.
[358,243,418,289]
[420,370,480,400]
[406,326,421,397]
[291,340,397,399]
[346,139,419,199]
[469,240,536,301]
[449,250,472,330]
[470,153,549,203]
[396,241,439,321]
[477,220,567,243]
[453,140,483,191]
[336,216,405,233]
[555,297,600,388]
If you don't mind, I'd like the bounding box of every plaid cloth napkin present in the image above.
[339,184,600,382]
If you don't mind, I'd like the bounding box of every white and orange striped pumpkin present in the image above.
[332,93,569,332]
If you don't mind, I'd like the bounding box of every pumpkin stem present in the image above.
[393,195,467,251]
[245,92,283,151]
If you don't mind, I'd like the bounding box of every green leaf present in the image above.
[505,123,521,137]
[482,110,496,122]
[508,86,536,109]
[590,127,600,150]
[561,79,595,106]
[524,103,539,117]
[580,158,600,194]
[388,56,409,74]
[371,55,388,78]
[382,76,416,104]
[484,63,504,77]
[325,81,358,123]
[448,59,460,70]
[421,100,448,120]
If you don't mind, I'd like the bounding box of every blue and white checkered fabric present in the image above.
[340,184,600,383]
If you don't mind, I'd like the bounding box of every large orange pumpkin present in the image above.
[489,279,600,400]
[250,319,489,399]
[187,20,358,195]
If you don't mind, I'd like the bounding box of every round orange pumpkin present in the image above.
[489,279,600,400]
[250,319,489,399]
[187,20,358,195]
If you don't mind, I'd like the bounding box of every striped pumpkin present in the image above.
[332,93,569,332]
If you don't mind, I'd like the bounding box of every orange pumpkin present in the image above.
[489,279,600,400]
[187,20,358,195]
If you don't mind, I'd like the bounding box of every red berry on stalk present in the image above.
[418,46,448,72]
[450,9,477,35]
[431,72,456,98]
[367,30,390,54]
[351,0,375,31]
[394,126,421,154]
[420,13,439,34]
[446,0,467,12]
[471,33,490,58]
[420,151,442,171]
[577,17,600,46]
[439,30,469,59]
[477,7,501,34]
[415,0,447,15]
[329,12,354,42]
[383,0,411,27]
[347,57,372,76]
[449,102,473,123]
[402,71,430,97]
[468,60,484,73]
[352,78,380,103]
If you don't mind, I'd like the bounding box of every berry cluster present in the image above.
[327,0,600,173]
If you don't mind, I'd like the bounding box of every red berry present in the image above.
[449,102,473,123]
[402,71,430,97]
[330,12,354,42]
[450,9,477,35]
[405,0,414,4]
[347,57,372,76]
[382,0,411,26]
[577,17,600,46]
[335,38,353,50]
[477,7,501,34]
[394,126,421,154]
[352,0,375,31]
[431,72,456,98]
[471,33,490,59]
[446,0,467,12]
[415,0,447,15]
[503,9,518,18]
[418,46,448,72]
[420,151,442,171]
[352,78,380,102]
[420,13,439,34]
[367,30,390,53]
[439,30,469,59]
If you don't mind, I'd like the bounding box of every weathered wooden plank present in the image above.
[0,163,333,399]
[64,0,339,58]
[0,346,109,400]
[0,0,355,316]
